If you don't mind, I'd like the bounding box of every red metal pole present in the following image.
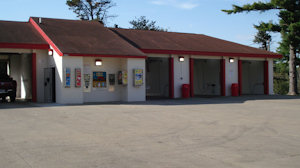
[189,58,194,97]
[169,57,174,98]
[264,60,269,95]
[220,59,226,96]
[238,60,242,96]
[32,53,37,102]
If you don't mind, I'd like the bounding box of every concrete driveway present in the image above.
[0,96,300,168]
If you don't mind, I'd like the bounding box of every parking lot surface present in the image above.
[0,96,300,168]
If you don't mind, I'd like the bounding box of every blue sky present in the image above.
[0,0,280,51]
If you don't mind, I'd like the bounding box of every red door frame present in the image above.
[264,60,269,95]
[189,58,194,97]
[32,53,37,102]
[220,59,226,96]
[238,60,242,96]
[169,57,174,98]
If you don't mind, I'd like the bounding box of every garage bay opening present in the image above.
[241,60,264,95]
[193,59,221,96]
[146,57,169,99]
[0,53,33,102]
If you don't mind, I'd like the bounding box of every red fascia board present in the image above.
[140,49,282,58]
[29,18,64,56]
[0,42,49,50]
[66,53,147,59]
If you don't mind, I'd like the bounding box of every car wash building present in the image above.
[0,17,282,104]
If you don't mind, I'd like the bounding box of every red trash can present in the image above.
[182,84,190,98]
[231,83,239,96]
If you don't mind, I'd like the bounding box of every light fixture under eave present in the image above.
[95,59,103,66]
[48,49,53,56]
[229,58,235,63]
[179,56,185,62]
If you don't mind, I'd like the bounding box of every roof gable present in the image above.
[0,20,49,49]
[30,17,146,57]
[111,28,281,58]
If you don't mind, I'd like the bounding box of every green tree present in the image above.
[129,16,167,31]
[222,0,300,95]
[66,0,116,24]
[253,26,272,51]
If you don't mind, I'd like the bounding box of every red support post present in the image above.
[32,53,37,102]
[189,58,194,97]
[169,57,174,98]
[220,59,226,96]
[264,60,269,95]
[238,60,242,96]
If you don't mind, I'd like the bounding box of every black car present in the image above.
[0,74,17,102]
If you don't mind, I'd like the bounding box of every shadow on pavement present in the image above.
[0,95,299,109]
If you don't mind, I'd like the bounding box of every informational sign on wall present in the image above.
[109,74,115,85]
[117,71,128,85]
[75,68,81,88]
[83,74,91,92]
[122,71,128,85]
[65,68,71,88]
[93,72,107,88]
[133,69,143,87]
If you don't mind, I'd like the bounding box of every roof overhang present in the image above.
[65,53,147,59]
[0,42,49,50]
[141,49,282,59]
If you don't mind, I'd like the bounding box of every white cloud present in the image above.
[150,0,199,10]
[179,2,199,9]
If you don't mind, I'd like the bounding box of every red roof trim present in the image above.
[0,42,49,50]
[66,53,147,59]
[141,49,282,58]
[29,18,64,56]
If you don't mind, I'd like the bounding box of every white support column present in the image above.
[123,58,146,102]
[225,57,238,96]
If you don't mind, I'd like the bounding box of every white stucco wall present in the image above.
[48,50,146,104]
[35,49,49,102]
[225,57,238,96]
[173,55,190,98]
[83,57,124,103]
[61,56,84,104]
[48,50,63,103]
[125,58,146,102]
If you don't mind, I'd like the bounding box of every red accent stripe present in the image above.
[0,42,49,49]
[189,58,194,97]
[140,49,282,58]
[29,18,64,56]
[238,60,242,96]
[169,57,174,98]
[264,60,269,95]
[32,53,37,102]
[66,53,147,59]
[220,59,226,96]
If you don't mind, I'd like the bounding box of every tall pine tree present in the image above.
[222,0,300,95]
[66,0,116,24]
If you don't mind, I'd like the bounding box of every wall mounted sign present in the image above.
[118,71,122,85]
[122,71,128,85]
[109,74,115,85]
[65,68,71,88]
[93,72,107,88]
[117,71,128,85]
[83,74,91,92]
[133,69,143,87]
[75,68,81,88]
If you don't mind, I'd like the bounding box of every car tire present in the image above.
[10,96,16,102]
